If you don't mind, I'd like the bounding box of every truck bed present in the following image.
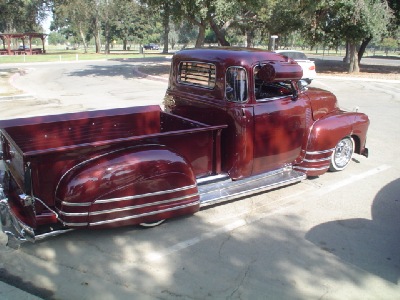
[1,106,218,155]
[1,106,226,207]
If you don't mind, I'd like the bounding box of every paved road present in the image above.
[310,54,400,67]
[0,59,169,120]
[0,60,399,299]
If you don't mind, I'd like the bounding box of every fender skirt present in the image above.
[294,111,369,176]
[54,145,199,228]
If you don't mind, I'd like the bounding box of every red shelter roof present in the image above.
[0,32,47,55]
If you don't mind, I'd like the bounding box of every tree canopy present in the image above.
[1,0,398,73]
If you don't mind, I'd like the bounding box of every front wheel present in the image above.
[329,137,354,172]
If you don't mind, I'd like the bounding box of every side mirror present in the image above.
[298,80,309,92]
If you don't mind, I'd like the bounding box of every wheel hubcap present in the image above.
[334,138,353,168]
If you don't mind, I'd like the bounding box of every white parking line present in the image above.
[145,165,391,262]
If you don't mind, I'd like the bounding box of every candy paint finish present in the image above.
[0,47,369,244]
[55,145,199,227]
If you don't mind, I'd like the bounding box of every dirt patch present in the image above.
[0,69,25,96]
[315,59,400,80]
[138,63,170,78]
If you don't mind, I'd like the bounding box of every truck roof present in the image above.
[173,47,288,67]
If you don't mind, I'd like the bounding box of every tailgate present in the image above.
[1,130,25,191]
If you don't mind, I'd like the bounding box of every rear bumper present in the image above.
[0,194,36,244]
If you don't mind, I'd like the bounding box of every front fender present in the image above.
[295,111,369,176]
[55,145,199,228]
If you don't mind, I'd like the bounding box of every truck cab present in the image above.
[164,47,369,179]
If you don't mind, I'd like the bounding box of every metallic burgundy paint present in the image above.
[0,47,369,243]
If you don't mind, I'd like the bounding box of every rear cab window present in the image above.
[178,61,216,89]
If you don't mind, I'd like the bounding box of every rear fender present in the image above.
[295,111,369,176]
[55,145,199,228]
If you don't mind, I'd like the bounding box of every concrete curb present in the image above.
[0,94,34,101]
[317,75,400,83]
[132,66,169,83]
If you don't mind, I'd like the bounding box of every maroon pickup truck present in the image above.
[0,48,369,246]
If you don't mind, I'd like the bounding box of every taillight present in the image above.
[309,65,315,70]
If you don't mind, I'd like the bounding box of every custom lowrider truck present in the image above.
[0,48,369,246]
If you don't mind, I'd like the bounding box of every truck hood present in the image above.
[306,88,339,120]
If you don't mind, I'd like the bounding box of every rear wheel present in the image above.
[329,137,354,172]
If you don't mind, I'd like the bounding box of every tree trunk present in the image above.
[343,41,350,63]
[93,17,102,53]
[358,36,372,63]
[348,43,360,73]
[245,29,254,48]
[195,21,206,47]
[162,2,170,54]
[104,22,110,54]
[78,23,88,53]
[209,18,230,46]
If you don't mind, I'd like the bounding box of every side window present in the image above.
[178,61,216,89]
[226,67,248,102]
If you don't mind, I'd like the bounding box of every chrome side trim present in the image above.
[61,201,92,207]
[303,157,331,163]
[90,193,198,216]
[306,148,335,155]
[294,166,329,171]
[62,222,88,227]
[55,208,89,217]
[199,168,306,207]
[35,229,74,241]
[89,201,199,227]
[94,184,197,204]
[197,174,229,185]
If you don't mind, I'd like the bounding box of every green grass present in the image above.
[0,50,165,64]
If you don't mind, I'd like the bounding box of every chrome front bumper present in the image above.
[0,189,36,247]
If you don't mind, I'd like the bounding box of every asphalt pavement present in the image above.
[0,57,399,299]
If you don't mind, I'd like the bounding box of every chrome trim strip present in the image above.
[198,168,306,207]
[56,208,89,217]
[303,157,331,163]
[197,174,229,185]
[90,193,199,216]
[294,166,329,171]
[61,201,92,207]
[63,222,88,227]
[94,184,197,204]
[306,148,335,155]
[89,201,199,227]
[35,229,74,241]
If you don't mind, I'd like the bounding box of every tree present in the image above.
[52,0,95,53]
[141,0,180,53]
[112,0,154,50]
[0,0,51,32]
[298,0,393,73]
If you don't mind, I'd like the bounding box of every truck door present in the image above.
[252,81,310,175]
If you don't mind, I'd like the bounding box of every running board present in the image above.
[198,168,306,207]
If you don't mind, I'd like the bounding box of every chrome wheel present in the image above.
[329,137,354,171]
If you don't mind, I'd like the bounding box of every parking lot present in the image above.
[0,59,399,299]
